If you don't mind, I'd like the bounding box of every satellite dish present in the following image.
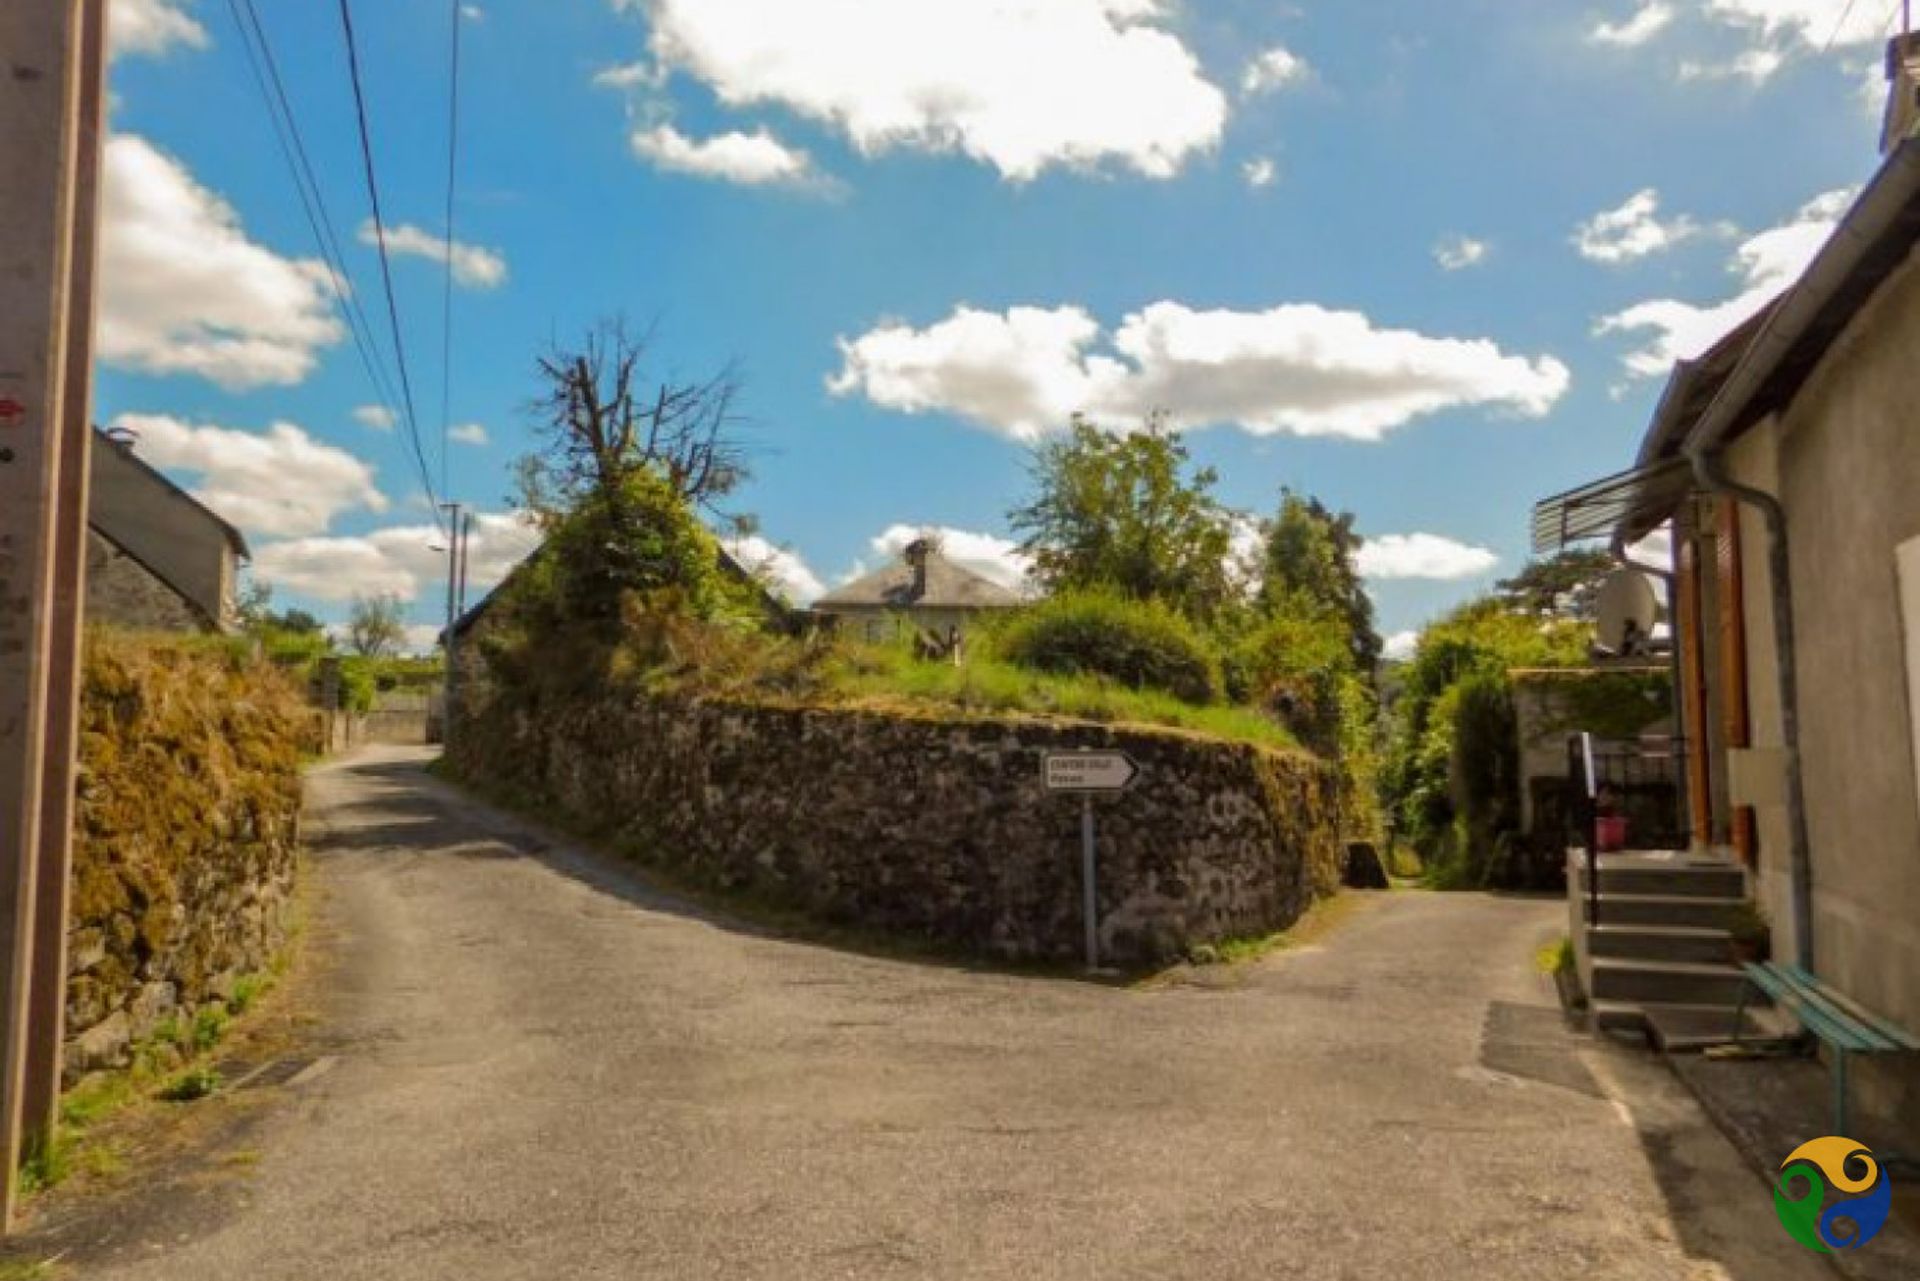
[1594,568,1661,657]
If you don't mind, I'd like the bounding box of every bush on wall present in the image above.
[990,590,1222,705]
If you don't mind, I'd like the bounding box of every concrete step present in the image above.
[1590,957,1750,1006]
[1587,923,1733,965]
[1641,1003,1792,1054]
[1574,863,1745,898]
[1580,893,1744,929]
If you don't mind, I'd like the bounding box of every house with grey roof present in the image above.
[87,428,248,633]
[812,537,1023,644]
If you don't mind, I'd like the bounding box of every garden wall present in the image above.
[64,634,306,1082]
[449,691,1343,966]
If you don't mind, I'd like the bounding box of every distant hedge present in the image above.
[992,590,1221,704]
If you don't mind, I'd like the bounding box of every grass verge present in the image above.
[820,645,1302,752]
[1157,890,1375,979]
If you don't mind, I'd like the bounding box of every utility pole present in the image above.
[440,502,465,752]
[0,0,105,1229]
[23,0,108,1164]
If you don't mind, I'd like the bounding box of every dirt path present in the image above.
[41,746,1827,1280]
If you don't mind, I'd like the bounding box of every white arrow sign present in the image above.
[1043,751,1140,793]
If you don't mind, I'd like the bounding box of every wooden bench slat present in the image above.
[1743,967,1860,1048]
[1781,964,1920,1051]
[1744,964,1912,1053]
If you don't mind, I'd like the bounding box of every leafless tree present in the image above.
[522,319,751,520]
[345,591,408,658]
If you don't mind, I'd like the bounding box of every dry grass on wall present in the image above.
[64,631,309,1081]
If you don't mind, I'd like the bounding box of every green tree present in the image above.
[345,592,409,658]
[1009,415,1233,620]
[1257,490,1380,669]
[1494,548,1617,621]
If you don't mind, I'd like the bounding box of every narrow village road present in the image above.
[77,746,1823,1280]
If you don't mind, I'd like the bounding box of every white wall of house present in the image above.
[1737,239,1920,1135]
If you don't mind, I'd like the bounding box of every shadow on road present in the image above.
[310,750,1126,986]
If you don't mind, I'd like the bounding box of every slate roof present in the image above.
[813,547,1022,612]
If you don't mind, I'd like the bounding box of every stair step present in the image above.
[1587,923,1733,965]
[1590,957,1750,1005]
[1580,893,1744,929]
[1641,1002,1792,1054]
[1574,864,1745,898]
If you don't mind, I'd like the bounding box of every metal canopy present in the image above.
[1530,458,1694,554]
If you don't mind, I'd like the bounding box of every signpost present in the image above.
[1042,750,1139,969]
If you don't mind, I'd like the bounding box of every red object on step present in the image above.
[1596,816,1629,852]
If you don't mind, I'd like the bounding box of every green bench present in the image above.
[1734,962,1920,1137]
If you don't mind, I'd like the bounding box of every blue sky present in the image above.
[99,0,1900,650]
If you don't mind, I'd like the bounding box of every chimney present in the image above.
[903,538,931,599]
[1882,30,1920,155]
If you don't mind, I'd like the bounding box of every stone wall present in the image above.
[85,529,210,633]
[65,633,305,1082]
[450,690,1342,966]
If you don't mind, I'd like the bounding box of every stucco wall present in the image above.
[85,529,209,633]
[449,689,1343,966]
[1734,239,1920,1133]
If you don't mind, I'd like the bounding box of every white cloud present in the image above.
[1701,0,1889,50]
[1573,188,1714,263]
[1434,234,1488,271]
[460,4,484,19]
[448,422,490,447]
[594,60,666,91]
[360,221,507,289]
[101,135,343,389]
[1677,48,1786,83]
[830,301,1570,443]
[1589,3,1674,47]
[1355,534,1499,581]
[108,413,388,538]
[1383,629,1420,662]
[1242,46,1308,95]
[353,405,396,432]
[111,0,209,60]
[724,534,825,604]
[628,0,1228,180]
[1242,157,1278,189]
[630,124,828,188]
[1597,186,1854,376]
[867,524,1033,594]
[252,511,540,605]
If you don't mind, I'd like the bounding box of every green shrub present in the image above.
[991,590,1221,704]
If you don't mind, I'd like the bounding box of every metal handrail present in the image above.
[1569,732,1600,927]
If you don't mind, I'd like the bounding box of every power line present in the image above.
[336,0,443,531]
[222,0,404,430]
[439,0,465,502]
[1822,0,1867,54]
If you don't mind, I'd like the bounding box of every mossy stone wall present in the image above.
[451,687,1343,966]
[64,633,305,1082]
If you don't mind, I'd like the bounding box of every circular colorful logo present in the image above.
[1773,1136,1891,1252]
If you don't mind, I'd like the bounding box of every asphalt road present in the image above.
[71,746,1826,1280]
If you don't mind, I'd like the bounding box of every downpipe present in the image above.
[1685,446,1815,970]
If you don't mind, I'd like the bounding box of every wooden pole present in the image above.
[23,0,108,1161]
[0,0,90,1229]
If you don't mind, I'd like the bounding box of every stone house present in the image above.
[1532,36,1920,1141]
[811,538,1023,645]
[87,428,247,633]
